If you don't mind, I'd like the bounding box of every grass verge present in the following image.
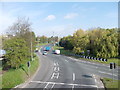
[38,43,48,46]
[53,45,120,66]
[101,78,120,90]
[2,54,39,89]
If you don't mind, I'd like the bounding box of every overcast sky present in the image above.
[0,2,118,37]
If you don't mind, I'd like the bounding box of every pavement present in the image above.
[14,44,118,89]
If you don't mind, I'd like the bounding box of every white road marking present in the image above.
[56,73,59,79]
[54,62,57,66]
[51,73,59,79]
[54,62,59,66]
[65,59,68,62]
[58,67,60,71]
[51,83,55,89]
[56,62,59,66]
[98,71,117,76]
[51,73,55,79]
[73,73,75,81]
[54,67,59,72]
[72,85,74,90]
[31,81,97,87]
[54,67,57,71]
[44,82,49,88]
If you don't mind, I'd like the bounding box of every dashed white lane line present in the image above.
[98,71,117,76]
[73,73,75,81]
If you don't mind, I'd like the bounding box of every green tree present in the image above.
[3,37,29,68]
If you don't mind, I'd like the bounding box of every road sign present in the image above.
[110,62,116,69]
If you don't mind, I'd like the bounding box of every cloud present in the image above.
[44,15,56,21]
[64,13,78,19]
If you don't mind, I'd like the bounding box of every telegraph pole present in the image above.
[31,32,33,61]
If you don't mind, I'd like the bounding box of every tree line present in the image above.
[59,28,119,59]
[3,17,36,69]
[36,35,59,43]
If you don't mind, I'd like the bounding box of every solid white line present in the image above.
[73,73,75,81]
[99,71,117,76]
[31,81,97,87]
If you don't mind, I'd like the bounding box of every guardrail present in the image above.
[67,53,108,62]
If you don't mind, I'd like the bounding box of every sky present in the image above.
[0,2,118,37]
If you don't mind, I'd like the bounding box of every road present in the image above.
[25,44,119,89]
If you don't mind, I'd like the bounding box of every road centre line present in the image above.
[73,73,75,81]
[30,81,97,87]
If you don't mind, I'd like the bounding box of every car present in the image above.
[43,51,47,55]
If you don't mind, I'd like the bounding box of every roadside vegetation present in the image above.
[2,55,39,88]
[1,17,39,88]
[101,78,120,89]
[53,46,120,66]
[59,28,119,59]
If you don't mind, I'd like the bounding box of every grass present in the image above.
[2,54,39,89]
[53,46,74,55]
[101,78,120,90]
[38,43,48,46]
[53,45,120,66]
